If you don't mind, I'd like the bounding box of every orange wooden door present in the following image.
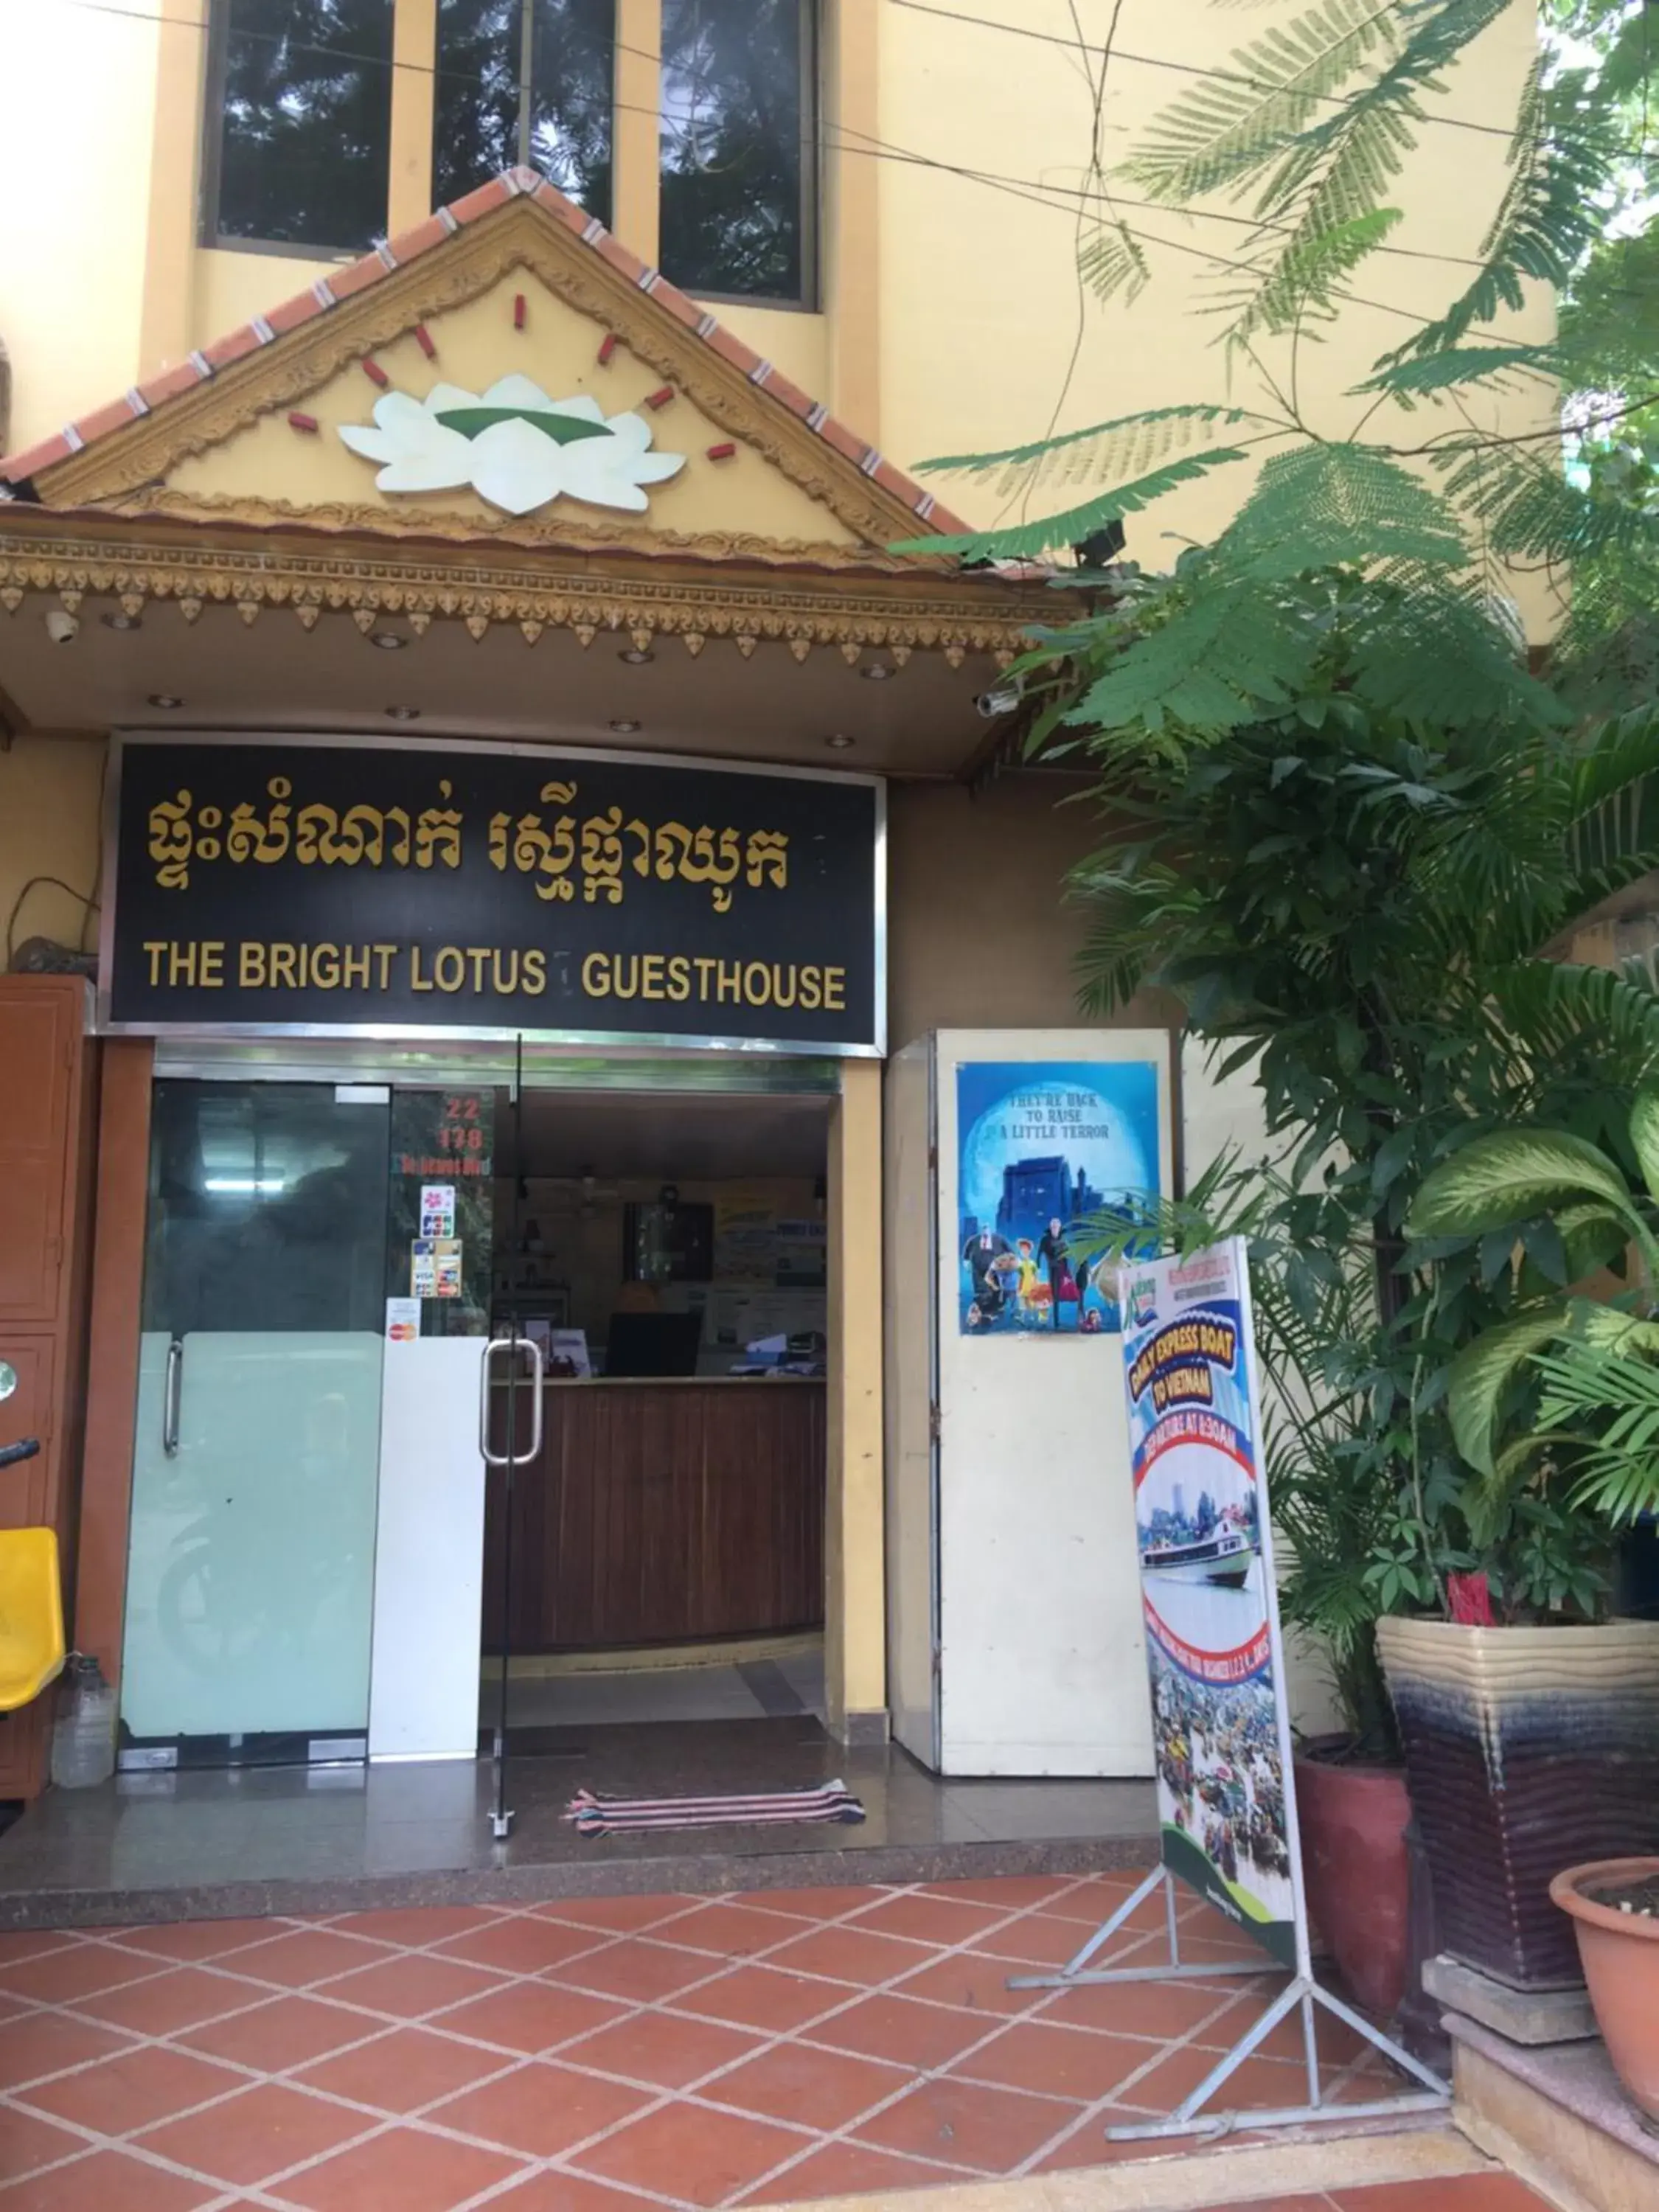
[0,983,78,1325]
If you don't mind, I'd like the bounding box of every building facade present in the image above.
[0,1,1549,1801]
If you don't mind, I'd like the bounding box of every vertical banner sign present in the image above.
[955,1060,1161,1337]
[1121,1239,1300,1968]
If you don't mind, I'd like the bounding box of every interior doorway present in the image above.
[481,1084,833,1742]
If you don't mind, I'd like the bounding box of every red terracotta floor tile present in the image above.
[0,2011,139,2093]
[1036,1972,1262,2044]
[571,2099,808,2207]
[490,2174,678,2212]
[844,1891,1025,1947]
[432,1916,606,1976]
[1121,2039,1324,2114]
[651,1901,811,1958]
[0,2148,223,2212]
[725,1885,891,1921]
[852,2074,1082,2170]
[562,2007,764,2090]
[215,1927,394,1990]
[292,2024,515,2114]
[70,1964,258,2036]
[426,2058,656,2157]
[318,1951,509,2020]
[0,1932,79,1966]
[175,1994,375,2072]
[16,2041,248,2136]
[557,1939,728,2006]
[133,2079,375,2188]
[953,2017,1158,2102]
[762,1924,937,1989]
[0,1942,167,2006]
[1330,2179,1554,2212]
[535,1896,697,1935]
[104,1919,291,1964]
[972,1911,1128,1969]
[327,1905,507,1947]
[672,1964,852,2035]
[275,2124,529,2211]
[919,1876,1082,1912]
[802,1991,1006,2071]
[0,2103,92,2179]
[1026,2112,1190,2170]
[884,1951,1045,2018]
[739,2138,967,2204]
[706,2039,911,2132]
[435,1980,627,2056]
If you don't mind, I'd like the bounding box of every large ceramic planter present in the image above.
[1293,1746,1411,2016]
[1377,1616,1659,1990]
[1551,1857,1659,2124]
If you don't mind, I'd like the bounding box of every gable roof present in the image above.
[0,166,973,553]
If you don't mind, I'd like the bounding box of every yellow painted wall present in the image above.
[0,737,106,964]
[0,1,160,454]
[886,775,1178,1050]
[4,0,1551,632]
[875,0,1554,629]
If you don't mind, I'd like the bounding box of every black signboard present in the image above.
[103,737,883,1051]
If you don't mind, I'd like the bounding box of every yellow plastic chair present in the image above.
[0,1528,67,1711]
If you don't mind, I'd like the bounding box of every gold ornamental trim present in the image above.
[0,519,1044,658]
[104,486,926,574]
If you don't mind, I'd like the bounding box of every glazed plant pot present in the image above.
[1293,1745,1411,2016]
[1551,1857,1659,2123]
[1377,1616,1659,1990]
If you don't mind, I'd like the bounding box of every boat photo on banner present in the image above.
[1122,1238,1295,1967]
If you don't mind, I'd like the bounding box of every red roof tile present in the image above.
[0,166,971,540]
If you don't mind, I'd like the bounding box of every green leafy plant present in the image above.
[1408,1088,1659,1543]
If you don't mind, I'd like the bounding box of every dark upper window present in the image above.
[203,1,818,307]
[433,0,615,225]
[660,0,817,305]
[206,0,396,255]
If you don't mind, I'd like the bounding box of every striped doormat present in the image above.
[566,1781,866,1837]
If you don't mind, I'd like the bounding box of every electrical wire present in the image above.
[46,0,1571,281]
[3,876,101,967]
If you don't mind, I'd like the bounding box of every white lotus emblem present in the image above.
[338,375,686,517]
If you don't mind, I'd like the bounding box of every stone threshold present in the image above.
[768,2123,1492,2212]
[1450,2009,1659,2212]
[0,1829,1156,1933]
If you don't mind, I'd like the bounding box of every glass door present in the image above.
[119,1081,391,1766]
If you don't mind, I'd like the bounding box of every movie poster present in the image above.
[956,1061,1160,1337]
[1121,1239,1298,1967]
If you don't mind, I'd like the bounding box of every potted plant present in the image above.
[1551,1857,1659,2121]
[1388,1100,1659,1991]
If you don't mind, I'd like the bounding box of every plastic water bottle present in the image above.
[51,1654,117,1790]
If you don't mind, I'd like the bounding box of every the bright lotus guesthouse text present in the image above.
[106,740,882,1049]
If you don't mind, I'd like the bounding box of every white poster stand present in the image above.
[1011,1237,1449,2138]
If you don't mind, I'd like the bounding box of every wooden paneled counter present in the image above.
[482,1379,826,1652]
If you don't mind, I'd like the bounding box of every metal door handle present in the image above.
[516,1336,544,1467]
[163,1338,183,1458]
[479,1336,545,1468]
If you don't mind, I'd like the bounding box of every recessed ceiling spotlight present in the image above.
[858,659,894,681]
[385,705,421,721]
[618,647,655,665]
[101,611,142,633]
[369,630,408,650]
[608,718,641,734]
[147,694,183,709]
[824,733,855,749]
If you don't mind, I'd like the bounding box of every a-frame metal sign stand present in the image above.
[1016,1239,1448,2142]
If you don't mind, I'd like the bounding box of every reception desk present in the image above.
[482,1378,827,1652]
